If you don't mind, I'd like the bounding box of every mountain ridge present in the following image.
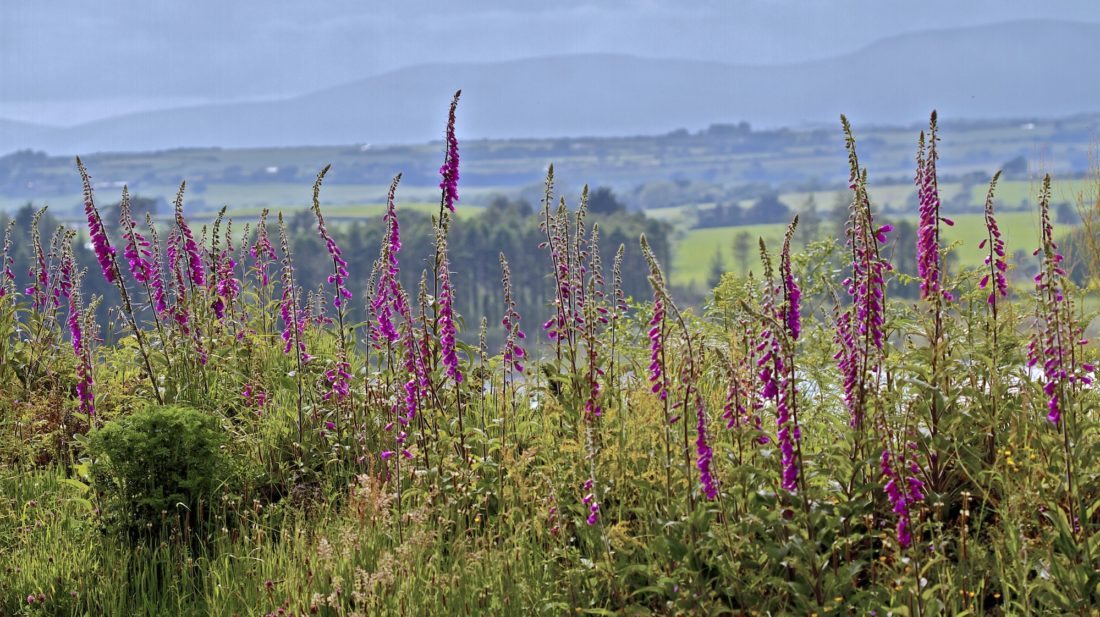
[2,19,1097,154]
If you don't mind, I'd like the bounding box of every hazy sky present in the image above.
[2,1,1098,125]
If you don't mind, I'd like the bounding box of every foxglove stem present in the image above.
[399,289,429,428]
[538,168,579,366]
[915,113,953,476]
[0,220,14,296]
[1027,174,1093,546]
[251,209,276,289]
[127,206,169,348]
[77,159,163,404]
[781,216,802,341]
[776,218,802,493]
[311,165,352,405]
[838,116,892,435]
[695,394,717,500]
[979,171,1008,317]
[915,113,954,303]
[881,445,926,548]
[581,477,600,526]
[582,278,602,422]
[172,182,205,287]
[278,214,307,442]
[68,277,96,418]
[0,219,15,300]
[436,216,462,384]
[212,222,241,322]
[499,253,526,375]
[723,313,768,447]
[1028,174,1090,426]
[642,233,699,510]
[119,188,154,286]
[370,175,405,350]
[438,90,461,216]
[26,207,49,311]
[77,161,116,285]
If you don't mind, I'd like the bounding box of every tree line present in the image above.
[1,193,673,351]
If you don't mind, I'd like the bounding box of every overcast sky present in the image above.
[2,1,1097,125]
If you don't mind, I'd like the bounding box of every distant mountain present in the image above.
[0,119,59,151]
[2,19,1098,154]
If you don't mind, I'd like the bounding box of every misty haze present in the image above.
[2,2,1099,615]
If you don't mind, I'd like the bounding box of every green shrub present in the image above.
[87,405,230,540]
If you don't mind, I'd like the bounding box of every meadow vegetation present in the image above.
[1,98,1098,616]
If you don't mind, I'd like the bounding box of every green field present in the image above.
[671,211,1064,288]
[967,177,1096,208]
[673,223,789,287]
[189,201,459,222]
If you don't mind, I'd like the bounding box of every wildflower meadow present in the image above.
[1,97,1098,616]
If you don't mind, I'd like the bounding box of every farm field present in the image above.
[671,211,1059,288]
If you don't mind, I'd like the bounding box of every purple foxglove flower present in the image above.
[695,395,717,500]
[499,253,526,374]
[77,160,118,284]
[174,202,205,287]
[370,175,405,349]
[439,91,461,213]
[880,448,925,548]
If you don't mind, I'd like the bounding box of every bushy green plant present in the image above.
[87,405,231,540]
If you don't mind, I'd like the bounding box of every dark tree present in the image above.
[795,195,821,245]
[733,231,752,276]
[707,248,726,289]
[587,186,627,215]
[744,193,790,225]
